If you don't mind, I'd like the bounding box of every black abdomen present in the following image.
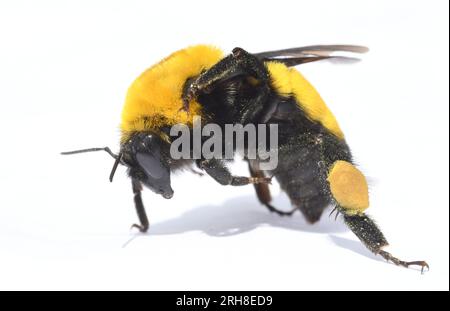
[267,99,352,223]
[273,131,352,223]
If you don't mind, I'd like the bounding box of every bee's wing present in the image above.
[254,45,369,66]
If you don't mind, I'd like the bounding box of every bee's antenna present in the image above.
[61,147,124,182]
[61,147,118,160]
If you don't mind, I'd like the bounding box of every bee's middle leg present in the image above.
[248,161,297,216]
[197,158,271,186]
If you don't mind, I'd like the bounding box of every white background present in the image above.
[0,0,448,291]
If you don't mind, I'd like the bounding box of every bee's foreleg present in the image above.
[130,178,149,233]
[343,212,429,273]
[197,158,271,186]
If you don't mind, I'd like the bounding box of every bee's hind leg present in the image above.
[248,161,297,217]
[343,212,429,273]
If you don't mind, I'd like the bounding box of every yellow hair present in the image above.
[265,62,344,139]
[327,161,369,214]
[120,45,224,141]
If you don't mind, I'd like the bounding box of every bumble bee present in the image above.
[63,45,428,272]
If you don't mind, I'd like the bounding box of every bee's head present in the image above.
[122,133,173,199]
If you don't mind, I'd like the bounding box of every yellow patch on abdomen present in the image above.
[120,45,224,141]
[327,160,369,214]
[265,61,344,139]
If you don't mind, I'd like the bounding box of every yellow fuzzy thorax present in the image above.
[265,62,344,139]
[120,45,224,141]
[327,161,369,214]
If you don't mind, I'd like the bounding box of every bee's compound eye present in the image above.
[136,152,165,179]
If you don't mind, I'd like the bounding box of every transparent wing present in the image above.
[254,45,369,66]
